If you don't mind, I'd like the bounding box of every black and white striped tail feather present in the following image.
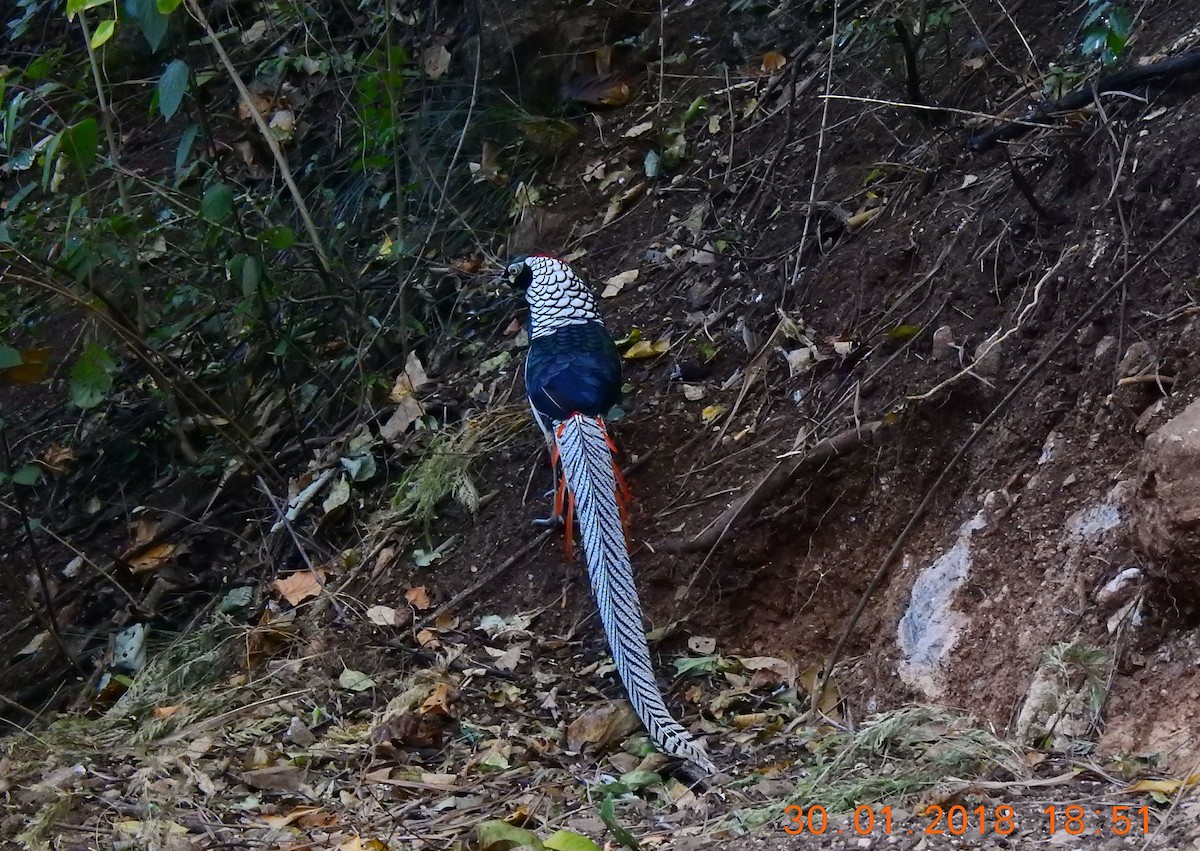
[553,413,714,772]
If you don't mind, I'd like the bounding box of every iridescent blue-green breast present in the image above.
[525,321,621,421]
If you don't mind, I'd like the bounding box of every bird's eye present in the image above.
[507,262,524,277]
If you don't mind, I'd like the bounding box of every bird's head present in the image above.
[501,254,534,291]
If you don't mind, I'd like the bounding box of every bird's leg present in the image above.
[527,406,564,526]
[531,443,567,527]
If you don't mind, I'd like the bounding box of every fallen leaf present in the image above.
[322,475,351,513]
[389,351,429,401]
[1126,776,1200,795]
[452,256,482,273]
[421,682,458,717]
[259,807,325,830]
[339,667,377,691]
[240,764,304,792]
[682,384,705,401]
[564,74,631,107]
[405,585,431,609]
[272,569,326,605]
[687,635,716,654]
[128,542,176,573]
[567,701,640,752]
[153,705,182,719]
[42,444,78,473]
[601,269,638,298]
[784,347,814,376]
[623,121,654,138]
[380,396,424,441]
[422,45,451,79]
[241,20,268,44]
[623,338,670,359]
[701,404,725,424]
[761,51,787,74]
[269,109,294,141]
[1,347,52,384]
[366,605,404,627]
[476,821,544,851]
[416,628,440,647]
[237,91,273,121]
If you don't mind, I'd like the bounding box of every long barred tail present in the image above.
[554,413,714,772]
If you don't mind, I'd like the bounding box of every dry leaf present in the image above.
[623,338,670,359]
[237,91,273,121]
[380,396,424,441]
[601,269,638,298]
[567,701,640,752]
[405,585,432,609]
[259,807,325,830]
[623,121,654,138]
[452,256,482,273]
[128,543,176,574]
[565,74,631,107]
[0,347,51,384]
[1126,776,1200,795]
[41,444,78,473]
[153,704,182,719]
[687,635,716,654]
[682,384,705,401]
[701,404,725,424]
[339,667,376,691]
[761,51,787,74]
[422,45,451,79]
[416,628,440,647]
[273,569,326,605]
[389,351,430,401]
[421,682,459,717]
[268,109,294,141]
[366,605,404,627]
[240,765,304,792]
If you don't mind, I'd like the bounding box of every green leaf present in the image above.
[158,58,189,120]
[89,18,116,47]
[11,465,42,486]
[338,667,376,691]
[617,770,661,790]
[475,820,544,851]
[241,255,261,297]
[598,795,640,851]
[544,830,601,851]
[61,118,98,175]
[174,123,199,173]
[1107,5,1132,37]
[262,226,296,249]
[0,346,22,369]
[201,182,233,222]
[65,0,108,19]
[134,0,168,51]
[156,0,183,13]
[69,341,114,409]
[886,324,921,341]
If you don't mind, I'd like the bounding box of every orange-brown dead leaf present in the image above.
[405,585,432,610]
[564,74,632,107]
[416,628,440,648]
[421,682,459,717]
[41,444,79,473]
[452,256,482,273]
[154,704,182,719]
[566,701,640,753]
[272,569,326,605]
[761,51,787,74]
[1,347,52,384]
[128,543,176,574]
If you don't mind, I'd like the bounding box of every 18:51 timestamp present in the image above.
[781,803,1152,837]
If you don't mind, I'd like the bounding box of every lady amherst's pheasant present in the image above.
[504,253,714,773]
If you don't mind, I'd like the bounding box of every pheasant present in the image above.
[503,253,714,773]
